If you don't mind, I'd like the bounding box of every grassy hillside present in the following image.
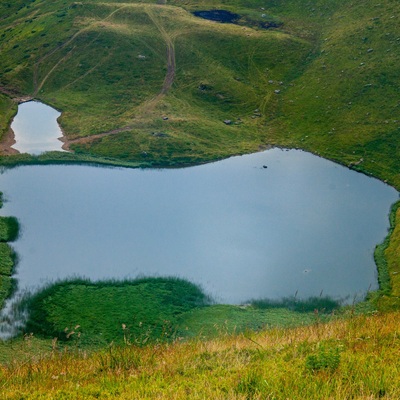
[0,0,398,184]
[1,310,400,399]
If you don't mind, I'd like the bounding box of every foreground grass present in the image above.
[376,201,400,311]
[1,311,399,399]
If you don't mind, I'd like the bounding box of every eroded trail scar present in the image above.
[133,5,176,113]
[146,7,176,95]
[63,4,176,150]
[33,5,130,97]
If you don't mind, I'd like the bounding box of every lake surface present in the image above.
[0,149,397,304]
[11,101,64,154]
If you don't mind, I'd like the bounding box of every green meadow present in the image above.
[0,0,397,184]
[0,0,400,397]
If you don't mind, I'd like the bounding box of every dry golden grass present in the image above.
[1,311,400,399]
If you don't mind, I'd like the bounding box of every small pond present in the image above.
[0,149,397,304]
[193,10,240,23]
[11,101,64,154]
[192,9,282,29]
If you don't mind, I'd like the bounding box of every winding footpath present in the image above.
[62,4,177,151]
[0,3,176,154]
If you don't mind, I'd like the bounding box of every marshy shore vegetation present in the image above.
[0,192,18,310]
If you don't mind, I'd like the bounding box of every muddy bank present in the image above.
[0,127,18,156]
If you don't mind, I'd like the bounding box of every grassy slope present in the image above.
[266,0,400,188]
[0,0,315,164]
[1,311,400,399]
[0,0,398,182]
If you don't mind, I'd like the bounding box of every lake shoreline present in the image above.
[0,149,396,306]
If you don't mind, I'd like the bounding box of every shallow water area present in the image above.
[10,101,64,154]
[0,149,398,307]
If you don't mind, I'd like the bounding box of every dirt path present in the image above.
[1,3,177,153]
[33,5,130,96]
[146,6,175,96]
[0,86,32,103]
[63,4,177,150]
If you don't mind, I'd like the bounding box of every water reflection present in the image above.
[11,101,64,154]
[0,149,397,305]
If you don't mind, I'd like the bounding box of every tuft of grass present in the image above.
[305,343,341,372]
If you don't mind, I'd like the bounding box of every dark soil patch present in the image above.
[193,10,240,24]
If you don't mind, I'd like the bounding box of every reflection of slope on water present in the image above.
[0,290,29,340]
[10,101,65,155]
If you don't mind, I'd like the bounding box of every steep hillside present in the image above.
[0,0,396,183]
[1,0,399,185]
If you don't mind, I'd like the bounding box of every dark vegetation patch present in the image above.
[251,296,341,314]
[0,192,19,309]
[19,276,336,346]
[0,216,19,242]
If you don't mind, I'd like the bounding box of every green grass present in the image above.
[373,201,400,296]
[175,304,332,340]
[0,216,18,242]
[1,311,400,399]
[0,191,19,309]
[0,243,16,276]
[0,95,16,140]
[20,277,340,347]
[22,277,211,346]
